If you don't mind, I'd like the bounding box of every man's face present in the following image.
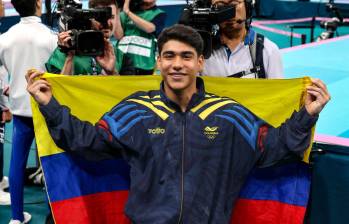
[92,4,117,38]
[157,40,204,93]
[212,0,246,38]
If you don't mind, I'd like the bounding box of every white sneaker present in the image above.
[0,190,11,205]
[8,212,32,224]
[0,176,9,190]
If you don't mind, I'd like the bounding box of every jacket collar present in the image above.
[160,77,206,112]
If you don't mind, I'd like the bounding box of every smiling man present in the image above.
[26,24,330,223]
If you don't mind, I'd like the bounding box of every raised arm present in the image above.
[25,70,123,157]
[257,78,330,166]
[123,0,156,34]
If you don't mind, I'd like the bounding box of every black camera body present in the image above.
[116,0,143,12]
[179,0,235,58]
[58,0,112,56]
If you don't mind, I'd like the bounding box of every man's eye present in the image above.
[182,53,193,59]
[163,54,174,58]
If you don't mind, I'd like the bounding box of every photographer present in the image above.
[202,0,283,79]
[114,0,166,75]
[45,0,119,76]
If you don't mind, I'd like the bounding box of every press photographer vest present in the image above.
[117,8,164,72]
[228,32,266,79]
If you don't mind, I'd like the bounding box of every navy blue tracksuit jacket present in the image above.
[40,78,317,223]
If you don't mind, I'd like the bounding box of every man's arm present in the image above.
[257,78,330,166]
[39,97,121,156]
[26,70,123,156]
[113,6,124,39]
[122,0,158,34]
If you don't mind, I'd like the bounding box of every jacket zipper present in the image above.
[177,117,185,224]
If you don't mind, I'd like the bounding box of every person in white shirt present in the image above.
[202,0,283,79]
[0,0,57,223]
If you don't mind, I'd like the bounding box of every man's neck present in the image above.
[164,86,197,112]
[35,11,41,17]
[221,27,247,51]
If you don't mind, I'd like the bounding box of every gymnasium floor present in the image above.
[282,35,349,145]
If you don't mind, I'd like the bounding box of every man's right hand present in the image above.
[26,69,52,106]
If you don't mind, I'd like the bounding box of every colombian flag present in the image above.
[32,75,313,223]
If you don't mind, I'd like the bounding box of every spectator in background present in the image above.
[202,0,283,78]
[46,0,118,75]
[0,0,57,222]
[0,65,11,206]
[114,0,166,75]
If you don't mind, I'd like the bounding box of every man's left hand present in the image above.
[305,78,331,116]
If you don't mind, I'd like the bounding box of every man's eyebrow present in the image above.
[162,50,175,55]
[162,51,195,55]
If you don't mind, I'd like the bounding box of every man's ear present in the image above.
[198,54,205,72]
[156,55,161,70]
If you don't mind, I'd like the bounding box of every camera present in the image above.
[116,0,144,12]
[179,0,235,58]
[57,0,112,56]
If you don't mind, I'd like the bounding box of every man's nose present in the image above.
[172,56,183,70]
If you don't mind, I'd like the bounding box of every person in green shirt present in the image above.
[114,0,166,75]
[46,0,119,75]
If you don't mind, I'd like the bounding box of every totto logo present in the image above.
[148,128,166,135]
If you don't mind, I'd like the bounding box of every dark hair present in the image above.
[157,24,204,56]
[89,0,117,8]
[11,0,37,17]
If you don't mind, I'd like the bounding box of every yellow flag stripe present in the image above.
[199,100,236,120]
[127,99,169,120]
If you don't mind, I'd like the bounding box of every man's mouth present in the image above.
[170,73,186,79]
